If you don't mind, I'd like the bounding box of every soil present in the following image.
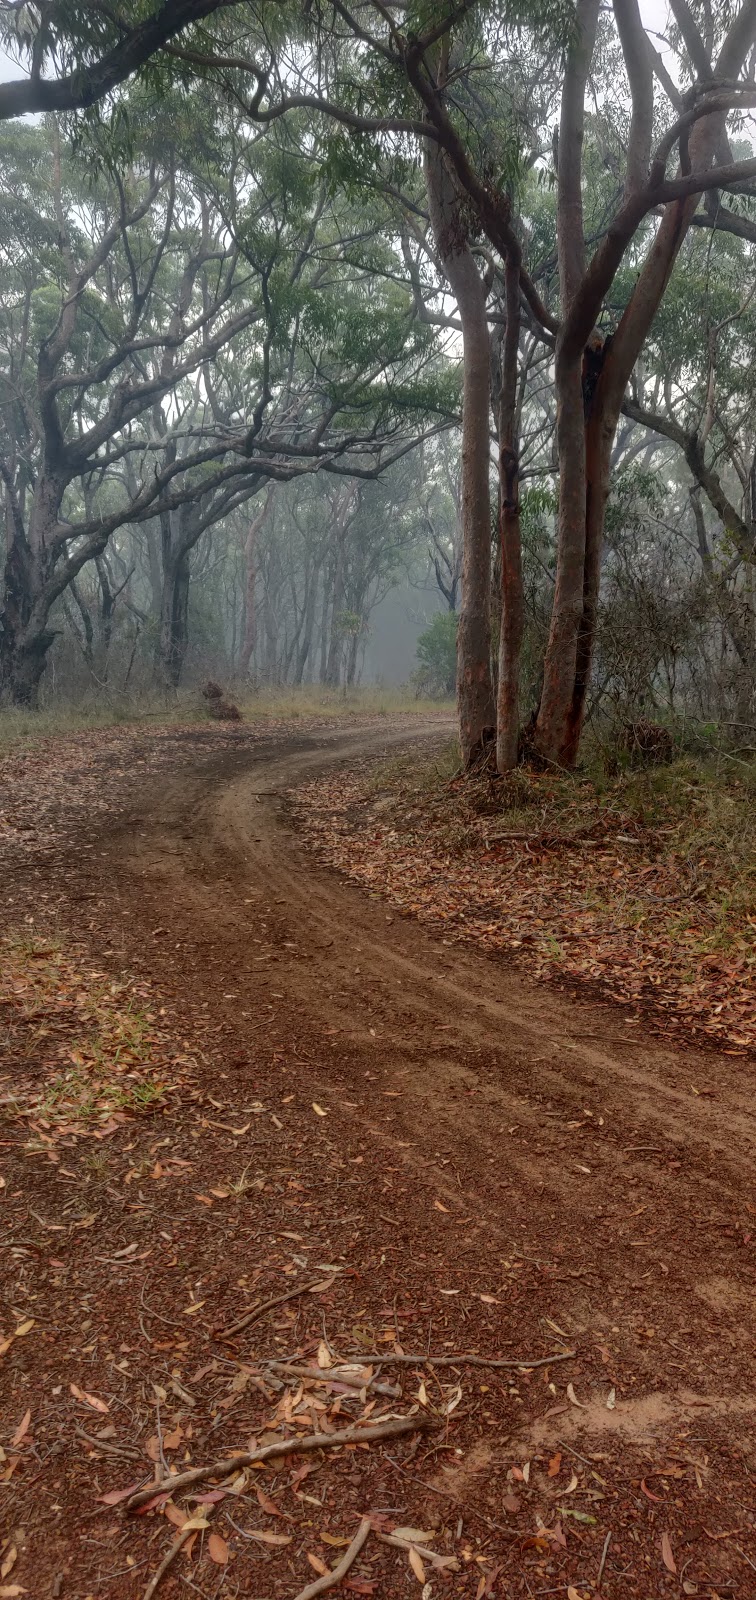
[1,715,754,1600]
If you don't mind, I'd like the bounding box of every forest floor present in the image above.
[0,713,754,1600]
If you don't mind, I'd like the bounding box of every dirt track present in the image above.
[1,716,755,1598]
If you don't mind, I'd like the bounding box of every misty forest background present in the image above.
[0,0,755,772]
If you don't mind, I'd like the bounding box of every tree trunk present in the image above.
[0,471,66,707]
[495,256,524,772]
[424,140,495,766]
[324,546,347,688]
[533,0,599,766]
[240,487,274,679]
[535,3,756,765]
[294,567,318,685]
[156,548,191,691]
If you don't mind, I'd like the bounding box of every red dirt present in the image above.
[1,716,754,1600]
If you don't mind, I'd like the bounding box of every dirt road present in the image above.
[1,717,754,1599]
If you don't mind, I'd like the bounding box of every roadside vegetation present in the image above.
[293,740,756,1054]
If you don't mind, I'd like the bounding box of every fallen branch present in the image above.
[291,1517,371,1600]
[266,1360,401,1398]
[216,1277,334,1339]
[142,1513,211,1600]
[359,1349,576,1371]
[126,1415,431,1512]
[376,1532,459,1571]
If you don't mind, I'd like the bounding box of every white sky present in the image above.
[0,3,676,95]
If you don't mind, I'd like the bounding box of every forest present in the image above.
[1,0,755,768]
[1,7,756,1600]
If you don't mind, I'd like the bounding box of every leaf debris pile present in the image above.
[291,753,756,1052]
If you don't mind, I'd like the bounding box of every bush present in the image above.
[414,611,457,696]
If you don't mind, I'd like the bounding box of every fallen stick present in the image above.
[216,1278,333,1339]
[126,1415,430,1513]
[358,1349,576,1371]
[291,1517,371,1600]
[266,1360,401,1398]
[376,1532,459,1570]
[142,1513,212,1600]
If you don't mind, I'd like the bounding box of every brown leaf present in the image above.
[408,1548,426,1584]
[256,1486,285,1517]
[70,1384,109,1413]
[306,1554,330,1577]
[10,1411,30,1447]
[247,1531,292,1546]
[0,1550,17,1580]
[96,1481,143,1506]
[164,1503,187,1530]
[547,1452,561,1477]
[207,1533,229,1566]
[163,1427,183,1450]
[660,1532,676,1574]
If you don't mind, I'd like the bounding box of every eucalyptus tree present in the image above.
[623,224,756,714]
[0,92,451,702]
[217,0,756,766]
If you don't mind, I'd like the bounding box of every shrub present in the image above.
[414,611,457,697]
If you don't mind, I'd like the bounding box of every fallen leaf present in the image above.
[408,1548,426,1584]
[567,1588,583,1600]
[661,1532,676,1574]
[96,1481,143,1506]
[0,1550,17,1580]
[163,1427,183,1450]
[393,1530,436,1545]
[12,1321,34,1338]
[307,1554,330,1577]
[547,1452,561,1477]
[566,1382,587,1408]
[10,1411,30,1447]
[312,1104,327,1117]
[70,1384,109,1413]
[502,1495,520,1514]
[321,1534,351,1548]
[0,1586,27,1597]
[164,1503,188,1529]
[317,1341,332,1370]
[606,1387,616,1409]
[256,1486,285,1517]
[247,1531,292,1546]
[181,1301,205,1316]
[433,1200,449,1213]
[207,1533,228,1565]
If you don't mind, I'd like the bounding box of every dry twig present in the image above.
[291,1517,371,1600]
[216,1277,333,1339]
[266,1360,401,1398]
[126,1415,431,1512]
[142,1513,212,1600]
[360,1348,576,1371]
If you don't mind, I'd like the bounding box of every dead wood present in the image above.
[266,1360,401,1398]
[125,1415,432,1512]
[361,1348,576,1371]
[215,1277,334,1338]
[291,1517,372,1600]
[142,1511,214,1600]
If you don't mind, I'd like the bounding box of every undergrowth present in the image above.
[0,685,452,752]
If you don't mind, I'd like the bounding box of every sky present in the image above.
[0,2,676,96]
